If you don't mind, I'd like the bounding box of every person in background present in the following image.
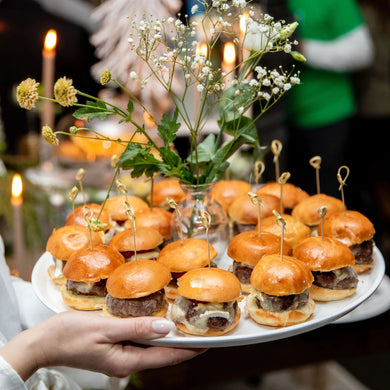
[284,0,374,197]
[347,0,390,261]
[0,236,204,390]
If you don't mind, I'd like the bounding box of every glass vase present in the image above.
[170,183,229,262]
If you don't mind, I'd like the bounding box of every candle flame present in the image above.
[240,13,250,34]
[196,42,208,57]
[44,29,57,51]
[12,174,23,198]
[223,42,236,65]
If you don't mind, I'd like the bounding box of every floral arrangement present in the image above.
[16,0,303,186]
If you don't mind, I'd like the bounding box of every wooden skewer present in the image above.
[309,156,321,195]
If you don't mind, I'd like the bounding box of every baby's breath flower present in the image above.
[100,69,111,85]
[54,77,78,107]
[89,219,108,232]
[16,78,39,110]
[42,126,59,146]
[69,126,78,134]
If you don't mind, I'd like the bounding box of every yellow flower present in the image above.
[54,77,78,107]
[16,78,40,110]
[89,219,108,232]
[100,69,111,85]
[41,126,59,146]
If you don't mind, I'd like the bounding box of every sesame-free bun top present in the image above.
[292,193,344,227]
[63,244,124,283]
[227,231,291,266]
[256,182,309,210]
[259,214,311,249]
[318,210,375,246]
[127,207,172,239]
[210,180,252,212]
[46,225,104,260]
[250,254,314,296]
[65,203,111,228]
[228,193,280,224]
[147,178,185,207]
[109,227,163,252]
[293,236,355,271]
[105,195,148,221]
[106,259,171,299]
[157,238,217,272]
[177,267,241,302]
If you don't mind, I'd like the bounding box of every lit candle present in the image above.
[11,174,25,279]
[222,42,236,87]
[41,29,57,129]
[239,13,250,63]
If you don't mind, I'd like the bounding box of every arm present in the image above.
[0,312,204,382]
[302,24,374,72]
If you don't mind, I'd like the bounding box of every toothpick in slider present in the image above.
[123,201,137,263]
[317,206,327,240]
[309,156,322,195]
[83,205,94,250]
[76,168,86,204]
[248,192,263,238]
[271,139,282,181]
[254,160,265,186]
[273,210,287,261]
[337,165,349,213]
[278,171,291,215]
[68,186,79,229]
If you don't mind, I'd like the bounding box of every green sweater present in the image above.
[286,0,364,128]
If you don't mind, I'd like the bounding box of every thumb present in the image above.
[105,316,176,342]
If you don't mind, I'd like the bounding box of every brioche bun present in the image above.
[109,227,163,252]
[292,193,344,227]
[61,245,124,310]
[293,236,355,271]
[256,182,309,211]
[129,207,173,239]
[147,178,185,208]
[228,231,291,267]
[105,195,148,222]
[210,180,252,212]
[250,254,314,296]
[106,259,171,299]
[178,267,241,303]
[46,225,104,261]
[65,203,111,229]
[259,214,311,249]
[157,238,217,273]
[318,210,375,247]
[228,193,280,225]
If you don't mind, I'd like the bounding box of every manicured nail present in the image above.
[152,319,175,334]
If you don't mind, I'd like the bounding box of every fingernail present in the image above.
[152,319,175,334]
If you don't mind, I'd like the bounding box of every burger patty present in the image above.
[106,289,166,317]
[350,239,374,265]
[172,296,237,331]
[233,261,254,284]
[255,289,309,312]
[312,266,358,290]
[66,279,107,297]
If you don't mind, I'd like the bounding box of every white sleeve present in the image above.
[302,24,374,72]
[0,354,27,390]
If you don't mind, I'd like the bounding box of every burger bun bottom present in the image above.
[102,300,169,318]
[309,284,357,302]
[175,308,241,336]
[354,263,373,274]
[246,294,315,327]
[47,265,66,286]
[60,284,106,310]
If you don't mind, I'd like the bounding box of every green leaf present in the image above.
[157,109,181,146]
[73,100,112,121]
[187,133,217,164]
[222,116,258,145]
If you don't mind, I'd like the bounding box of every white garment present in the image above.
[0,236,123,390]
